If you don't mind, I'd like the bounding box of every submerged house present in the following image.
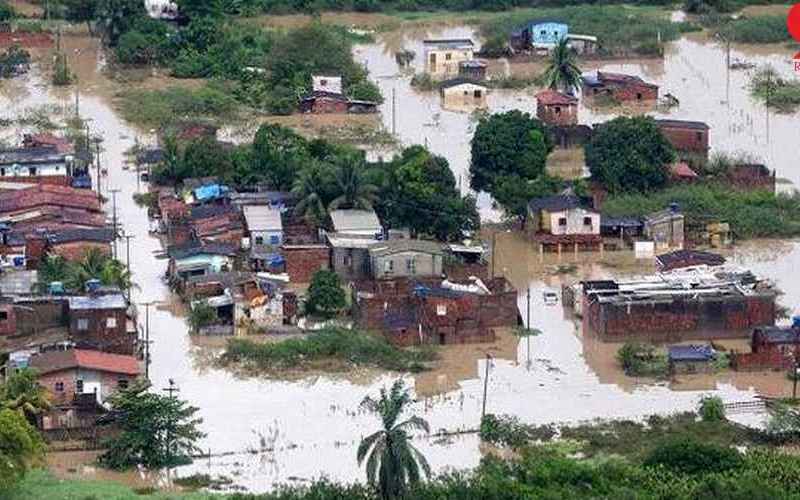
[655,119,711,160]
[656,249,725,272]
[668,344,716,374]
[643,205,684,251]
[299,75,378,114]
[535,89,578,126]
[423,39,475,77]
[67,293,135,355]
[582,71,658,103]
[440,78,487,109]
[0,147,75,185]
[526,195,602,252]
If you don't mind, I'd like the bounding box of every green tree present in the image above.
[376,146,479,241]
[643,436,743,475]
[585,116,674,193]
[347,80,384,104]
[99,380,205,470]
[177,0,224,19]
[180,136,232,181]
[492,174,563,223]
[187,301,216,333]
[62,0,99,35]
[292,161,334,227]
[36,254,70,293]
[329,153,378,211]
[52,52,72,86]
[469,110,552,193]
[698,395,726,422]
[252,123,309,191]
[541,38,582,94]
[66,248,134,292]
[1,369,51,427]
[97,0,148,46]
[305,270,345,319]
[357,379,430,500]
[0,409,43,492]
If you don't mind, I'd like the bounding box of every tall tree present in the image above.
[0,409,43,492]
[252,124,309,191]
[97,0,147,46]
[66,248,133,292]
[357,380,430,500]
[1,369,51,427]
[292,161,334,227]
[469,110,552,194]
[329,153,378,211]
[100,380,205,470]
[305,270,346,319]
[541,38,582,94]
[585,116,675,193]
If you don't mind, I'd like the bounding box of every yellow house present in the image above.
[423,39,474,78]
[440,78,488,111]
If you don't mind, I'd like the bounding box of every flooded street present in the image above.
[3,25,799,492]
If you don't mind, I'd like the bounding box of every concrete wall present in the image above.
[584,82,658,102]
[371,251,442,280]
[331,247,370,282]
[69,307,133,354]
[545,208,600,236]
[283,245,330,283]
[658,125,709,157]
[251,229,282,246]
[39,368,136,406]
[644,217,684,250]
[537,103,578,126]
[425,48,473,77]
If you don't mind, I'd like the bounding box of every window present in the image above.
[636,93,643,100]
[384,260,394,273]
[445,53,452,60]
[320,79,328,86]
[558,217,567,226]
[255,236,264,245]
[583,217,593,226]
[474,90,482,98]
[464,90,469,96]
[554,106,561,114]
[343,254,352,267]
[77,318,88,331]
[540,30,547,36]
[696,131,703,142]
[28,167,37,176]
[0,311,7,321]
[436,304,447,316]
[593,88,599,94]
[117,379,129,390]
[76,380,84,394]
[55,381,64,392]
[269,235,280,245]
[406,258,416,274]
[106,317,117,329]
[0,168,5,176]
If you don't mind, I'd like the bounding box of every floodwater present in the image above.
[0,25,797,492]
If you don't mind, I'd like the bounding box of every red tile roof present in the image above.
[23,133,74,154]
[0,184,102,215]
[536,89,578,106]
[670,162,699,179]
[29,349,140,376]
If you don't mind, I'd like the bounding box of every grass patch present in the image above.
[749,66,800,113]
[174,473,233,491]
[218,327,437,373]
[116,83,241,129]
[480,5,689,57]
[602,183,800,239]
[719,15,791,43]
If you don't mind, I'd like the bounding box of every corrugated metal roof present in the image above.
[330,209,381,233]
[67,293,127,310]
[243,205,283,232]
[368,239,444,257]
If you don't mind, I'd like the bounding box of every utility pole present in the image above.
[140,301,158,381]
[110,189,120,260]
[765,70,772,145]
[123,232,134,301]
[163,378,180,398]
[491,231,497,279]
[793,359,798,400]
[481,353,492,421]
[392,87,397,136]
[526,286,531,370]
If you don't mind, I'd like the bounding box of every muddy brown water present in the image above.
[2,27,798,491]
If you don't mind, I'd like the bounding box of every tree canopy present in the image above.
[99,381,205,470]
[0,409,43,492]
[585,116,674,193]
[305,270,346,319]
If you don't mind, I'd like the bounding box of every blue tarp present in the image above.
[194,184,230,202]
[265,254,285,266]
[71,175,92,189]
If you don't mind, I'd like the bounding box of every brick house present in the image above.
[655,119,710,160]
[29,349,139,406]
[0,184,102,218]
[731,325,800,371]
[535,89,578,126]
[282,244,330,283]
[67,294,134,355]
[45,228,114,261]
[581,71,658,103]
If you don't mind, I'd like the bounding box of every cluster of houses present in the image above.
[153,176,519,343]
[0,135,143,437]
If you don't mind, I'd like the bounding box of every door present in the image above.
[429,53,437,73]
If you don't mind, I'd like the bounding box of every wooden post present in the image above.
[574,242,578,258]
[539,243,544,263]
[557,243,562,259]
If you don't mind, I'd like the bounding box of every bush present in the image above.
[52,52,72,86]
[480,414,556,448]
[118,84,240,128]
[305,270,346,319]
[644,437,743,475]
[698,395,726,422]
[347,80,383,104]
[721,15,790,44]
[616,343,668,377]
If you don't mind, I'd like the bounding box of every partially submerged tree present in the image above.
[358,379,431,499]
[305,270,346,319]
[100,380,205,470]
[585,116,674,193]
[541,38,582,94]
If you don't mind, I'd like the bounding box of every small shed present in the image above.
[440,78,487,109]
[582,71,659,102]
[668,344,716,374]
[566,34,598,55]
[300,91,350,114]
[655,119,711,160]
[535,89,578,126]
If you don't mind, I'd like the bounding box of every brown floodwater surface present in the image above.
[3,25,798,492]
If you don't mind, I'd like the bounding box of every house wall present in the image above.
[546,208,600,236]
[0,303,16,335]
[14,300,67,336]
[530,22,569,46]
[441,84,487,109]
[669,359,714,375]
[644,217,684,250]
[175,255,233,276]
[282,245,330,283]
[584,294,775,341]
[584,82,658,102]
[658,125,709,157]
[39,368,136,406]
[331,247,370,282]
[731,347,792,371]
[50,241,111,262]
[68,307,133,354]
[301,97,349,114]
[537,102,577,126]
[425,48,473,77]
[371,251,443,280]
[250,229,283,247]
[0,161,70,178]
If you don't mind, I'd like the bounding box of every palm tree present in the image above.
[541,38,582,95]
[329,154,378,211]
[357,380,431,500]
[66,248,134,292]
[36,254,69,293]
[1,368,51,426]
[292,164,329,227]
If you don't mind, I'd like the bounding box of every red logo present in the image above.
[795,51,800,73]
[789,4,800,43]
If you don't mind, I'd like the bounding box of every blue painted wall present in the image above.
[529,22,569,46]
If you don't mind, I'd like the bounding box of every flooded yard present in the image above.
[4,22,799,492]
